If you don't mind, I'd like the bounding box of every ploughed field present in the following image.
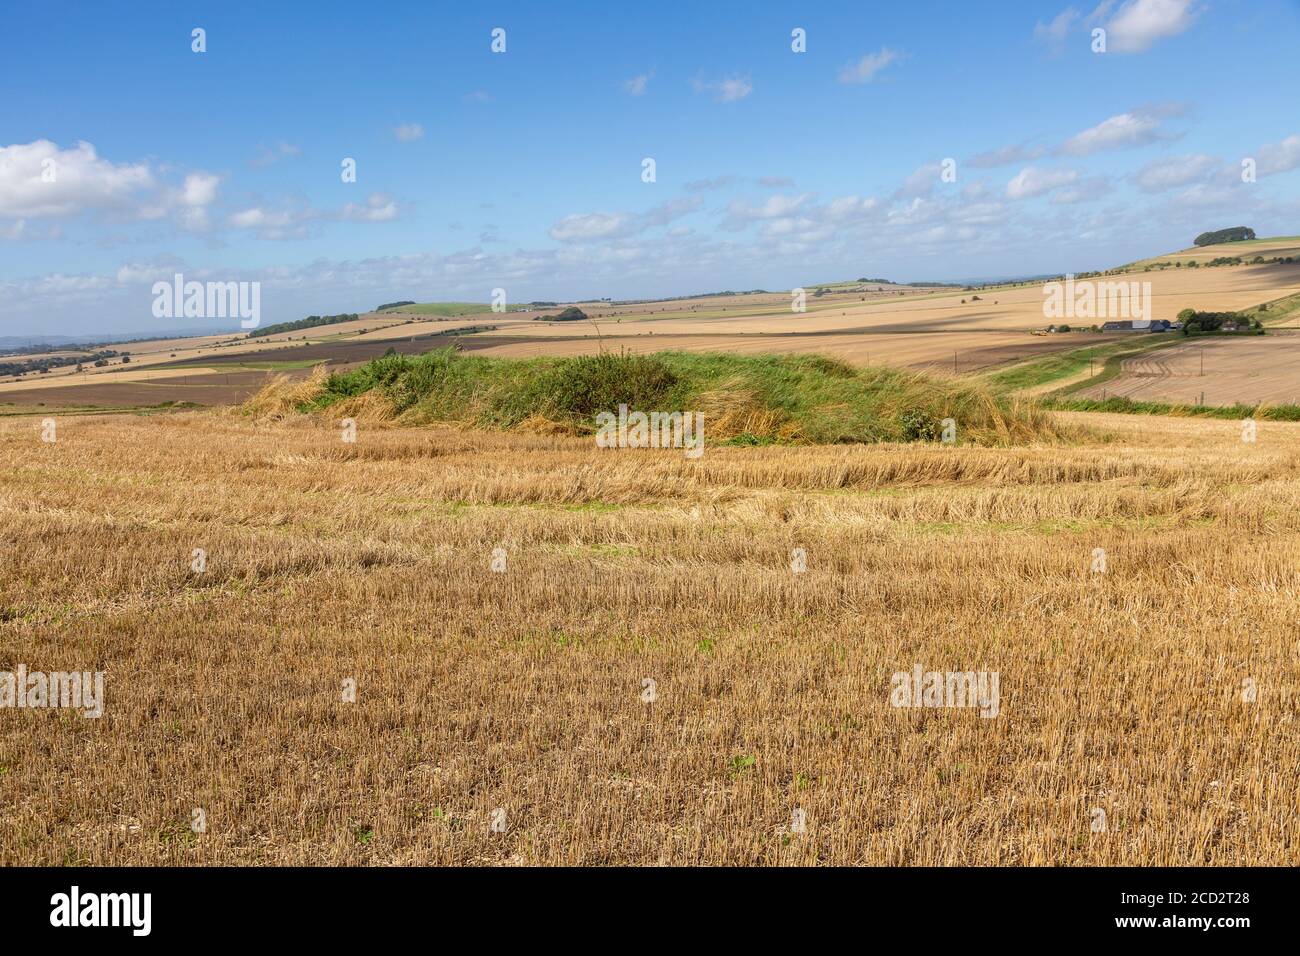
[2,409,1297,864]
[1072,332,1300,407]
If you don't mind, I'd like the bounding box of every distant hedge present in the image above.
[248,313,358,339]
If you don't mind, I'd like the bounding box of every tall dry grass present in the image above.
[0,409,1297,864]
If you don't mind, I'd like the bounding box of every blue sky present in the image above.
[3,0,1299,336]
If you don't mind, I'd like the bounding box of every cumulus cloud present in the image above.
[342,192,399,222]
[180,172,220,208]
[1051,175,1114,204]
[1058,105,1182,155]
[642,197,703,226]
[1257,134,1300,177]
[720,193,813,230]
[0,140,152,219]
[394,123,425,143]
[896,162,946,199]
[230,193,401,239]
[548,198,701,242]
[1132,153,1220,192]
[0,139,224,235]
[1006,166,1080,199]
[836,48,901,84]
[1034,1,1198,54]
[1099,0,1199,53]
[548,212,634,242]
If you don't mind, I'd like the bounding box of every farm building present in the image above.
[1101,319,1170,333]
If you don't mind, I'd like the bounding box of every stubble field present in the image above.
[2,408,1297,865]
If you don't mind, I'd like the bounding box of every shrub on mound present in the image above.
[247,347,1067,446]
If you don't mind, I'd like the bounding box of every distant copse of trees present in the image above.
[1176,308,1261,334]
[375,300,417,312]
[1193,227,1256,247]
[248,313,360,339]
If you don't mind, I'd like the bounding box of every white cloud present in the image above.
[1257,134,1300,177]
[1033,8,1081,49]
[837,48,901,84]
[896,162,945,199]
[969,143,1046,169]
[0,140,152,218]
[1052,176,1114,204]
[394,123,425,143]
[624,71,653,96]
[692,73,752,103]
[721,193,813,230]
[642,197,702,226]
[1058,105,1180,155]
[228,207,282,229]
[683,175,736,192]
[251,142,301,167]
[1132,153,1219,192]
[1006,166,1080,199]
[824,196,880,222]
[1100,0,1199,54]
[229,193,402,239]
[549,212,634,241]
[548,198,701,242]
[180,172,220,208]
[342,192,399,222]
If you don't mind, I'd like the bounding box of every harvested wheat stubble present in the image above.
[0,410,1297,865]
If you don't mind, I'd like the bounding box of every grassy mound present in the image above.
[245,348,1066,445]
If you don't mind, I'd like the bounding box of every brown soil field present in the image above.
[1,409,1298,865]
[0,369,292,412]
[1073,332,1300,406]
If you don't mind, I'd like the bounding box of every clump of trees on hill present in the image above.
[375,300,416,312]
[539,306,589,322]
[247,313,359,339]
[1194,226,1255,246]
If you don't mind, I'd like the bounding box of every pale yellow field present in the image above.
[246,315,410,343]
[2,409,1298,865]
[1128,236,1300,268]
